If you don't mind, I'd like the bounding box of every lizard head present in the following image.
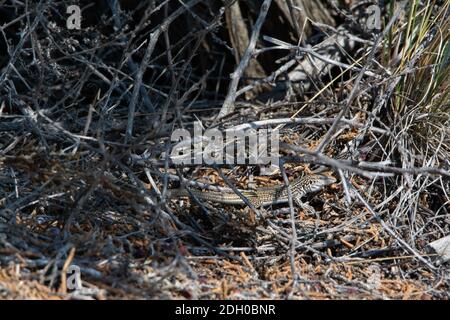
[306,174,336,193]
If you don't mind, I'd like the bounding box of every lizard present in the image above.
[169,174,336,208]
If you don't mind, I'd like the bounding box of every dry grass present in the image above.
[0,0,448,299]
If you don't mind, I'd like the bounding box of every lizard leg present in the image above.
[294,195,303,207]
[294,196,317,217]
[249,198,262,209]
[246,198,270,219]
[298,201,316,216]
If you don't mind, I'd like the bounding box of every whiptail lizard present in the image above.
[169,174,336,208]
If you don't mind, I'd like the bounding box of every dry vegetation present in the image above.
[0,0,449,299]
